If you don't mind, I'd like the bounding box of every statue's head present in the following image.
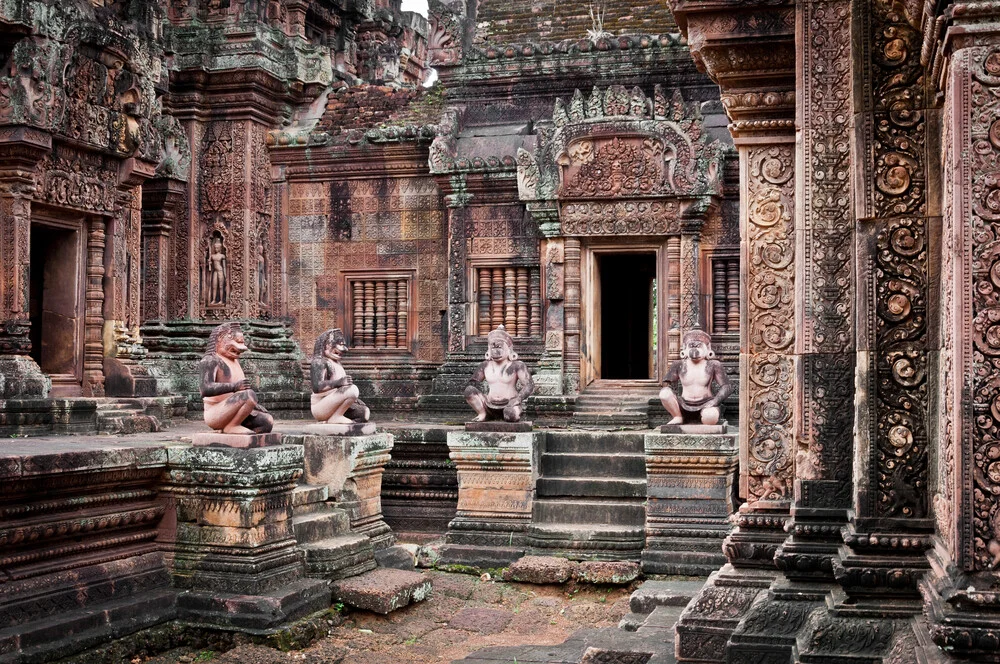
[314,328,348,362]
[206,322,247,360]
[680,329,713,362]
[486,325,517,362]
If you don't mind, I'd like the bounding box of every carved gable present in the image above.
[520,85,724,236]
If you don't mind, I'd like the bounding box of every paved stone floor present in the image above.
[143,571,672,664]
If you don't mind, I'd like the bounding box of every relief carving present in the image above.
[968,47,1000,570]
[746,145,795,501]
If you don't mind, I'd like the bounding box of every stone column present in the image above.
[666,1,800,659]
[679,232,702,332]
[774,0,856,587]
[563,238,581,394]
[0,129,50,397]
[923,15,1000,657]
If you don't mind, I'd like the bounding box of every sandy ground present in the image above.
[146,571,634,664]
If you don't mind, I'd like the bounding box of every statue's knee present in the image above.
[659,386,675,403]
[503,406,520,422]
[346,384,360,399]
[464,385,481,400]
[702,406,721,425]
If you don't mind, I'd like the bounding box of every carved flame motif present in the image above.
[561,137,663,198]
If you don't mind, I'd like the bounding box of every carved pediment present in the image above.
[518,84,724,204]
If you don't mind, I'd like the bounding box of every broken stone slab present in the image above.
[375,544,417,570]
[580,647,653,664]
[618,612,648,632]
[416,542,442,568]
[574,561,641,585]
[304,422,376,436]
[192,432,283,448]
[464,420,533,432]
[659,423,727,434]
[448,607,514,635]
[503,555,575,584]
[629,579,706,614]
[330,568,431,614]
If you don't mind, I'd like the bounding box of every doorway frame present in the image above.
[30,211,88,397]
[580,239,669,388]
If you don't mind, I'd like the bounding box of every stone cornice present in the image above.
[666,0,796,106]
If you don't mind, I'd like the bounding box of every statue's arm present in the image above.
[708,360,733,406]
[663,361,681,385]
[468,361,487,387]
[311,360,347,391]
[199,357,243,397]
[512,361,534,404]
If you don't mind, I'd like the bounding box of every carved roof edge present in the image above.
[463,33,686,63]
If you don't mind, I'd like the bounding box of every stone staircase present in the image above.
[570,381,661,430]
[95,398,162,434]
[292,484,377,581]
[527,431,647,561]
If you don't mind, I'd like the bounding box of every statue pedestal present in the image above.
[660,423,727,435]
[641,431,739,575]
[441,430,543,568]
[300,432,395,550]
[164,445,330,632]
[192,432,282,448]
[304,422,376,436]
[464,420,533,433]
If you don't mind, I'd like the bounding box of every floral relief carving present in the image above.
[968,46,1000,570]
[745,145,795,502]
[799,0,855,484]
[560,137,663,198]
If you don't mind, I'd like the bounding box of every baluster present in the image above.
[713,259,727,333]
[516,268,529,337]
[491,267,503,329]
[504,267,516,335]
[353,281,364,346]
[478,268,492,336]
[529,268,542,337]
[363,280,375,347]
[397,279,408,349]
[386,280,398,348]
[727,259,740,333]
[375,281,386,347]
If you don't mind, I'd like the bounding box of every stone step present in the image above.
[534,498,646,526]
[569,413,650,430]
[537,477,647,498]
[546,431,646,454]
[292,510,351,544]
[330,568,431,614]
[292,484,329,511]
[301,533,376,581]
[629,579,705,614]
[528,523,645,561]
[95,414,160,434]
[541,452,646,478]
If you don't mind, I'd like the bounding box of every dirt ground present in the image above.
[146,571,634,664]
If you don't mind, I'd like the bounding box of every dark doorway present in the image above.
[598,253,656,379]
[29,222,83,394]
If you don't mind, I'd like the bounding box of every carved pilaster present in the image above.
[775,0,856,584]
[141,178,187,322]
[0,128,49,396]
[666,235,682,361]
[923,27,1000,659]
[444,174,471,355]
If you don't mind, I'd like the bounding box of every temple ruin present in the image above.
[0,0,995,661]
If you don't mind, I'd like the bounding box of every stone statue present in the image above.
[310,328,370,425]
[660,329,732,426]
[200,322,273,434]
[465,325,534,422]
[207,236,227,305]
